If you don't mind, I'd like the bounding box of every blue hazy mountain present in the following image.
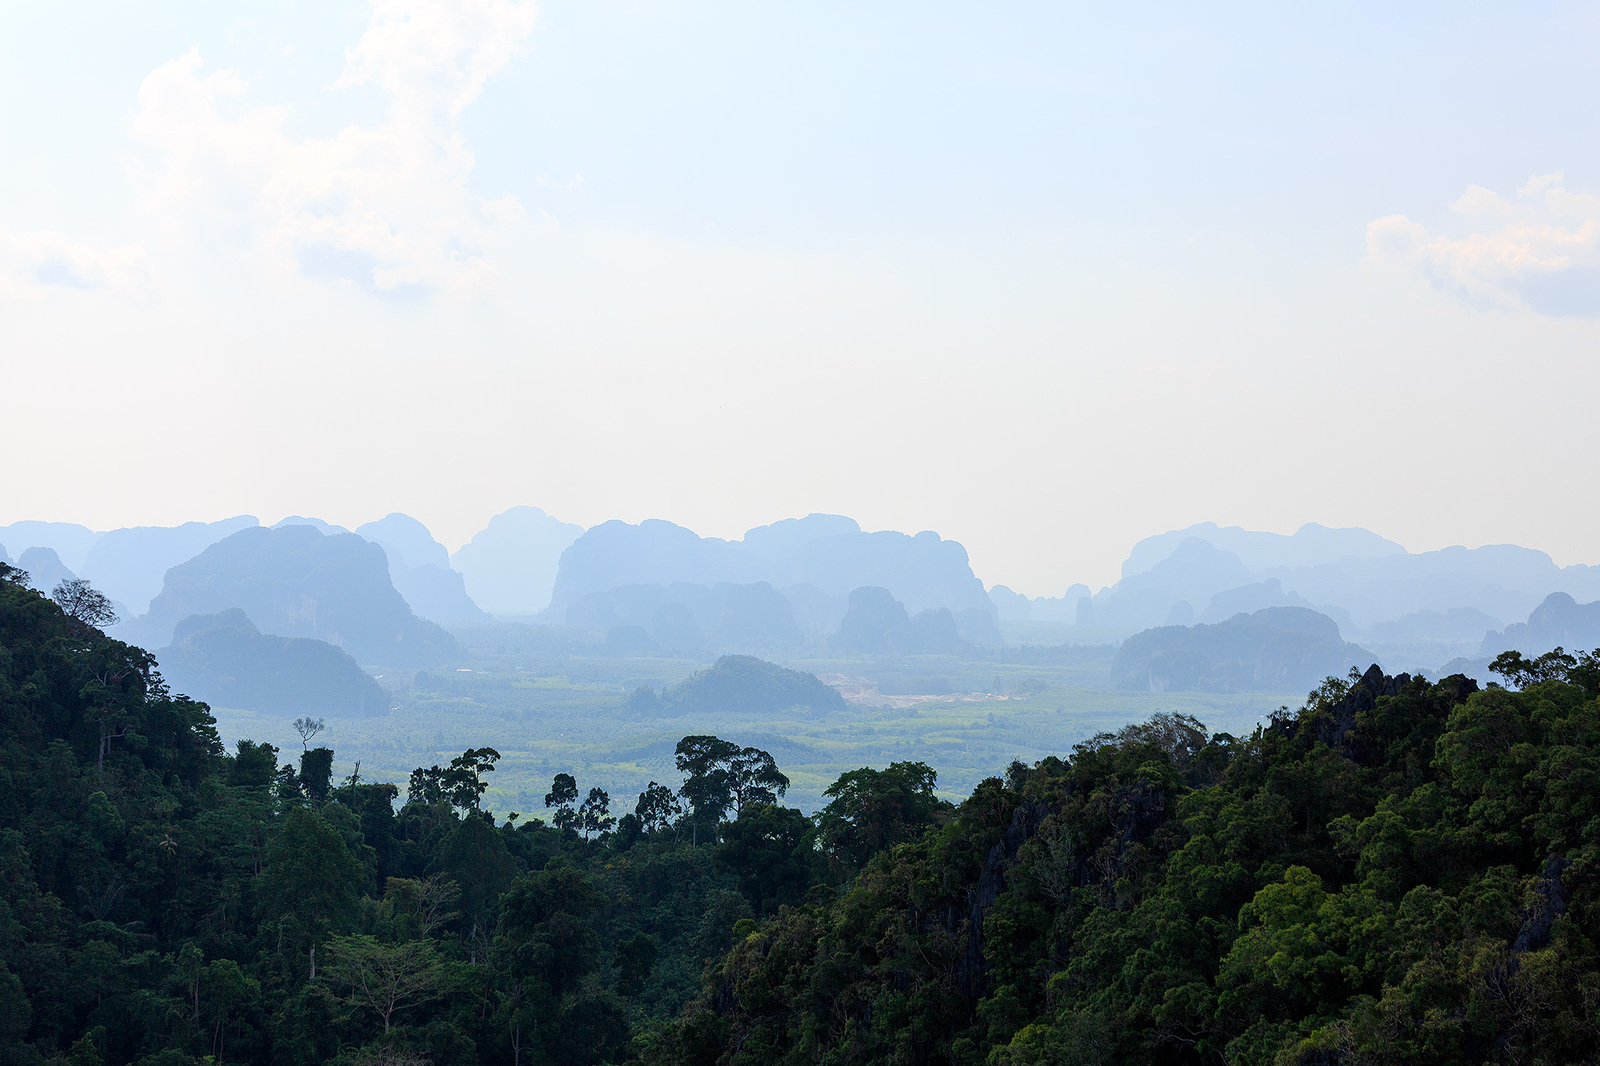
[1119,521,1406,579]
[549,514,994,624]
[831,586,974,655]
[78,515,259,614]
[356,513,488,628]
[569,581,802,656]
[1482,593,1600,658]
[272,515,351,535]
[17,546,79,595]
[158,608,390,716]
[1112,606,1373,693]
[1073,525,1600,664]
[0,521,101,573]
[136,525,456,667]
[450,506,586,615]
[355,512,448,570]
[989,583,1091,623]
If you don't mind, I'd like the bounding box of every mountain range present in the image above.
[6,514,1599,687]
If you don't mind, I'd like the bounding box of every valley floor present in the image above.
[207,647,1300,816]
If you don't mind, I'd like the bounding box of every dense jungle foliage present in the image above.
[656,650,1600,1066]
[5,560,1600,1065]
[0,566,948,1065]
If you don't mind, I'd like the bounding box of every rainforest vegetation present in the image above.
[4,561,1600,1065]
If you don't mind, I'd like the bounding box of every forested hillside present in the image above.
[0,564,938,1065]
[5,558,1600,1065]
[657,654,1600,1066]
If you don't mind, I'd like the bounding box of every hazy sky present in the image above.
[3,1,1598,592]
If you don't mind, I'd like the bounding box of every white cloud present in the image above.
[1368,172,1600,318]
[131,0,538,298]
[0,229,150,299]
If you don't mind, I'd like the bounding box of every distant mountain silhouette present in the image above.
[158,608,389,716]
[1094,539,1256,633]
[0,521,100,573]
[1077,525,1600,658]
[1120,522,1405,579]
[1482,593,1600,658]
[832,586,971,655]
[79,516,259,614]
[1362,607,1503,645]
[625,654,847,718]
[135,525,456,667]
[356,513,487,628]
[989,583,1091,623]
[272,515,351,535]
[17,547,78,595]
[357,513,450,570]
[450,506,585,615]
[548,514,994,627]
[1198,578,1319,624]
[1112,606,1373,693]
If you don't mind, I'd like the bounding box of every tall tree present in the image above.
[674,736,738,844]
[633,782,684,838]
[51,578,117,629]
[545,773,579,833]
[257,806,366,982]
[815,761,946,869]
[728,746,790,816]
[578,788,615,841]
[325,934,451,1034]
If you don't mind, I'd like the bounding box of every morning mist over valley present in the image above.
[4,3,1599,1065]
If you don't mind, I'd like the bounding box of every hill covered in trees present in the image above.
[625,655,848,719]
[6,558,1600,1066]
[157,609,391,718]
[658,652,1600,1066]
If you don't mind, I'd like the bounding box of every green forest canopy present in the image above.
[4,561,1600,1065]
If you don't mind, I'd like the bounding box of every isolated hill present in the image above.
[625,654,848,718]
[450,505,585,615]
[356,512,488,628]
[157,608,390,716]
[135,524,455,667]
[548,514,995,625]
[78,515,258,614]
[1112,606,1373,692]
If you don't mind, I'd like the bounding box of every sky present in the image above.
[2,0,1598,593]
